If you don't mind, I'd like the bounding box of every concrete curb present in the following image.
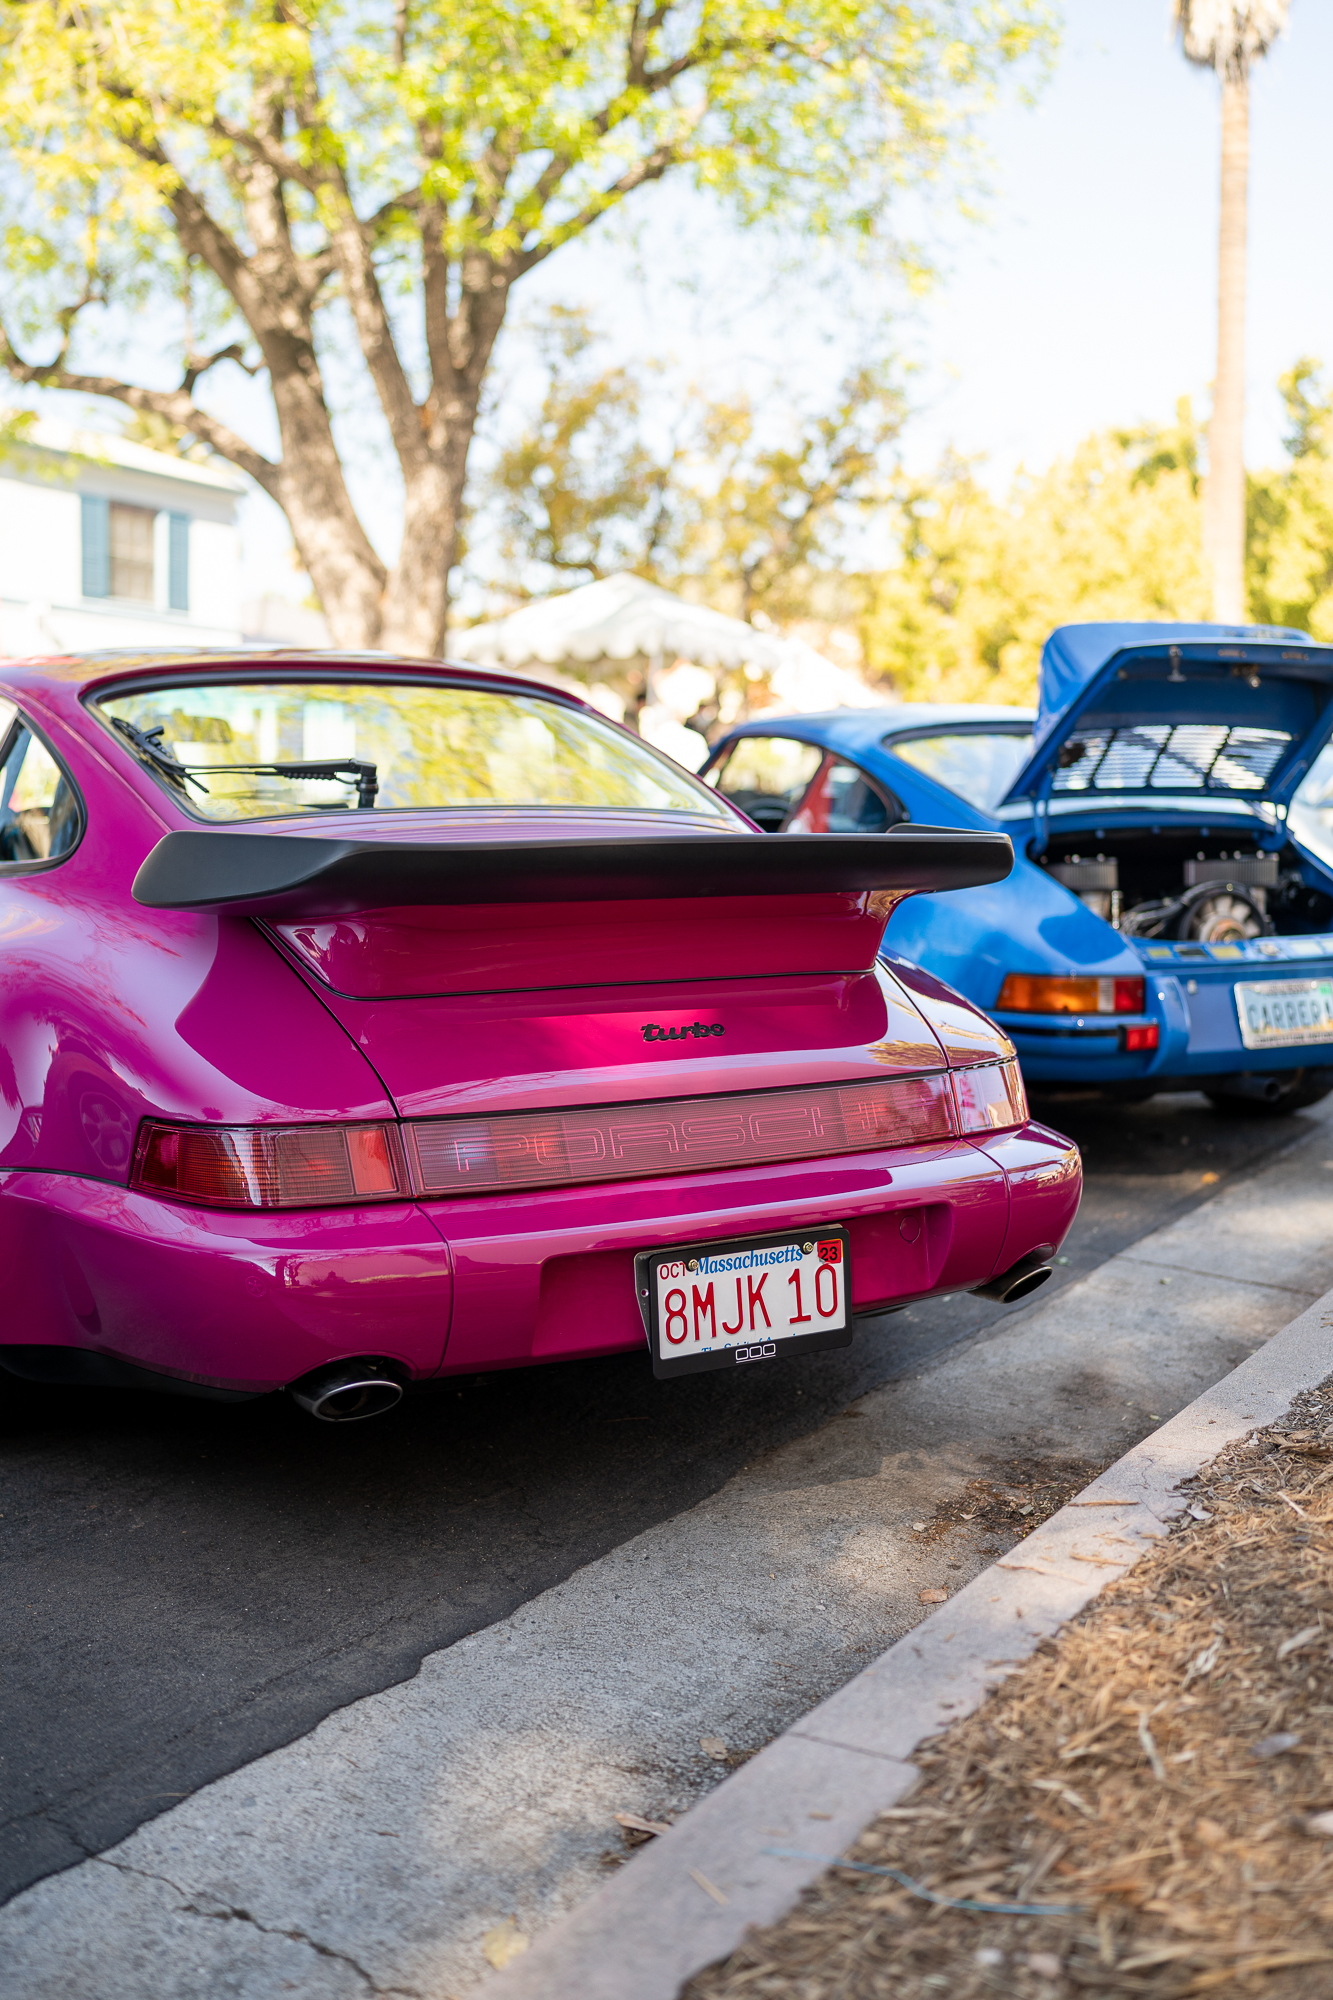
[482,1283,1333,2000]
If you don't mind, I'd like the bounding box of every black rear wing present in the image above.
[131,827,1013,918]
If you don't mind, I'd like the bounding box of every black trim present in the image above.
[883,719,1034,746]
[0,1344,260,1401]
[1001,1021,1121,1041]
[132,827,1014,917]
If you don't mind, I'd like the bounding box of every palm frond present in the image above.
[1173,0,1291,77]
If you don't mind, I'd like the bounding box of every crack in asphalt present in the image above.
[90,1855,422,1997]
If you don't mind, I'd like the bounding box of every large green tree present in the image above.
[0,0,1053,655]
[862,406,1209,701]
[481,307,904,618]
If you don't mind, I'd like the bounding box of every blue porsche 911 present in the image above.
[703,621,1333,1116]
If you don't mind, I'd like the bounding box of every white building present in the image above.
[0,420,248,657]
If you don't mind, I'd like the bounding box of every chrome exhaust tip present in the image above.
[970,1247,1055,1306]
[288,1363,404,1423]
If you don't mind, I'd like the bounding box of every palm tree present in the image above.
[1174,2,1291,623]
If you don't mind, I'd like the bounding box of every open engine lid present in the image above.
[131,825,1013,919]
[1000,622,1333,812]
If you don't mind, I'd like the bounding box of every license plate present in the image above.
[1234,977,1333,1049]
[637,1227,853,1379]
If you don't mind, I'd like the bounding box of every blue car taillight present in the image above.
[131,1121,406,1208]
[996,974,1145,1015]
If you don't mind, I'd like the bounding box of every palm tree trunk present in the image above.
[1207,70,1249,623]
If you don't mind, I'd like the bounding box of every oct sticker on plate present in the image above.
[637,1226,852,1379]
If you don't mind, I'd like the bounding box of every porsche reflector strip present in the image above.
[407,1075,959,1198]
[128,1062,1027,1209]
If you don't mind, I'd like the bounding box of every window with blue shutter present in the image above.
[167,513,189,612]
[80,496,110,598]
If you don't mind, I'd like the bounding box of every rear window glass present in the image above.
[888,732,1033,810]
[97,681,726,822]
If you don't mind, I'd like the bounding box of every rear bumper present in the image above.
[0,1123,1080,1391]
[1002,963,1333,1085]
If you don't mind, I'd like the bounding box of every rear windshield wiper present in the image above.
[112,719,379,809]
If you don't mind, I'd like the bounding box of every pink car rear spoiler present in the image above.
[131,827,1013,919]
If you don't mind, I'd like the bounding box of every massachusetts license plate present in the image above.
[637,1226,853,1379]
[1235,977,1333,1050]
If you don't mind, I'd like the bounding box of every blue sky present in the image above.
[532,0,1333,483]
[903,0,1333,476]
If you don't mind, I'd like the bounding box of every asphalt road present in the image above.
[0,1091,1318,1905]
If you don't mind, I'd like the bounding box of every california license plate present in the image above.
[1234,977,1333,1050]
[637,1226,852,1379]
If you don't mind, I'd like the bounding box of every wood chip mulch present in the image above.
[685,1381,1333,2000]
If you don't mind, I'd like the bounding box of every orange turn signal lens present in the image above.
[996,974,1145,1016]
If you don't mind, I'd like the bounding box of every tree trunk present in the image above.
[1207,70,1248,624]
[380,420,473,658]
[266,355,389,652]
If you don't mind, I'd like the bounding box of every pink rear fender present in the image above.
[887,958,1082,1274]
[883,954,1018,1066]
[0,691,393,1184]
[973,1123,1083,1277]
[0,902,393,1180]
[0,1173,452,1389]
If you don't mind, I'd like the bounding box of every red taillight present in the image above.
[951,1059,1028,1134]
[996,974,1145,1016]
[130,1063,1030,1210]
[131,1121,405,1209]
[1123,1023,1160,1052]
[405,1075,958,1198]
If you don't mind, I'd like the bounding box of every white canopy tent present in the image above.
[448,574,882,768]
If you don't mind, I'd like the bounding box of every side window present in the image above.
[707,736,824,832]
[0,719,83,864]
[787,758,907,834]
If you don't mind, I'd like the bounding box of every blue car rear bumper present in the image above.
[997,934,1333,1085]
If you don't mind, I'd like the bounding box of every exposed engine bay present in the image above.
[1035,830,1333,945]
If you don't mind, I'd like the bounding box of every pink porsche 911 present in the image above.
[0,654,1081,1420]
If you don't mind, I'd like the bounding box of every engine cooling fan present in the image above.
[1122,879,1274,944]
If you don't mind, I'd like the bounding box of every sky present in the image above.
[902,0,1333,477]
[30,0,1333,607]
[529,0,1333,484]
